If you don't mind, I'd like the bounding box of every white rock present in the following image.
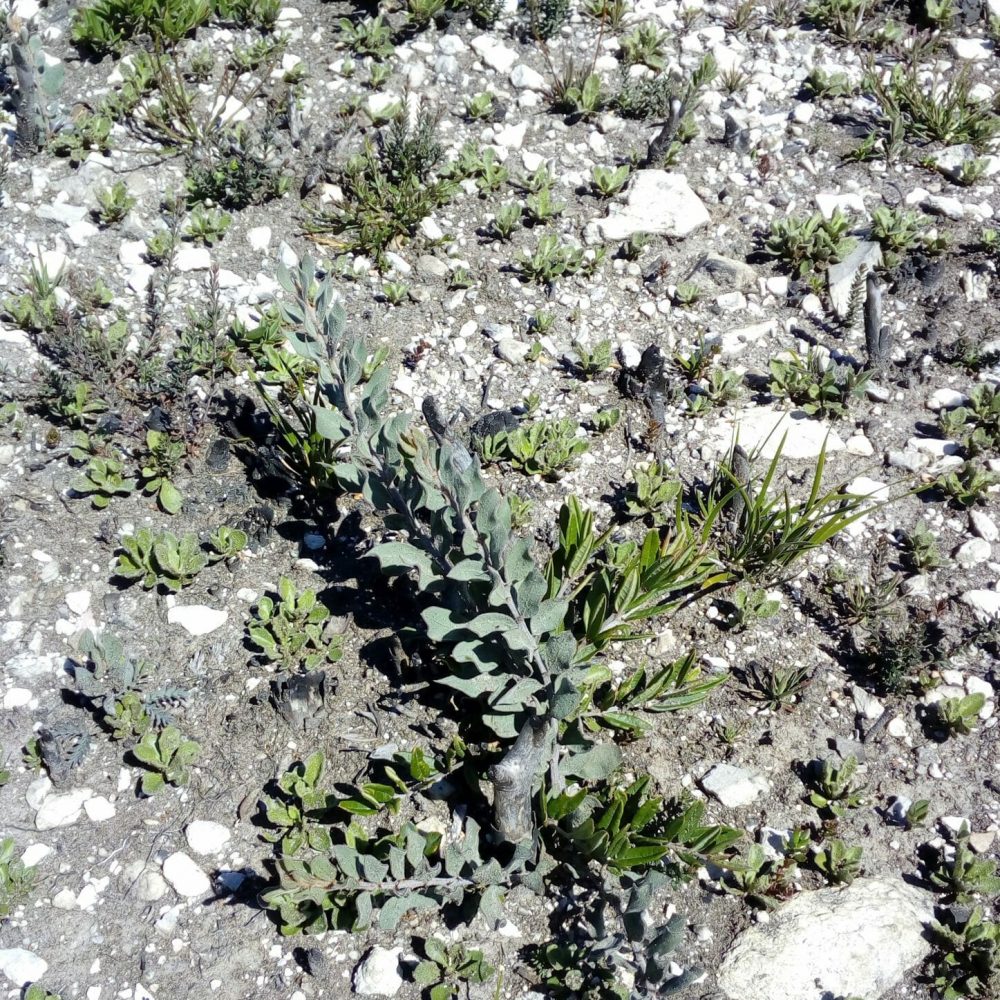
[845,476,889,502]
[717,878,932,1000]
[950,38,993,60]
[887,717,908,739]
[137,868,168,901]
[354,946,403,996]
[52,887,77,909]
[970,510,999,542]
[21,844,52,867]
[845,434,874,456]
[927,387,968,411]
[0,948,48,987]
[185,820,231,856]
[119,239,147,266]
[495,121,527,149]
[923,194,964,220]
[174,245,212,272]
[163,852,211,897]
[496,338,530,364]
[597,171,710,241]
[955,538,991,568]
[510,64,546,90]
[35,788,93,830]
[691,253,758,291]
[966,676,994,700]
[815,192,866,219]
[167,605,228,636]
[84,796,116,822]
[959,590,1000,623]
[941,815,970,836]
[25,777,52,811]
[719,320,775,358]
[701,763,768,808]
[828,241,882,318]
[852,686,884,721]
[246,226,272,251]
[65,590,91,615]
[470,35,517,73]
[713,408,845,460]
[2,687,32,709]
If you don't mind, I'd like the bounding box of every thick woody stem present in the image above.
[489,715,550,843]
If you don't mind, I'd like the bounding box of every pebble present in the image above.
[470,35,517,73]
[2,688,32,709]
[970,510,999,542]
[136,869,168,902]
[0,948,48,987]
[162,852,211,898]
[167,605,228,636]
[185,820,231,856]
[83,796,116,822]
[701,763,768,808]
[597,170,710,241]
[174,245,213,271]
[955,538,991,568]
[354,947,403,996]
[21,844,52,867]
[927,388,968,411]
[960,589,1000,622]
[510,64,546,90]
[65,590,91,615]
[246,226,272,251]
[950,37,993,60]
[887,717,908,739]
[35,788,94,830]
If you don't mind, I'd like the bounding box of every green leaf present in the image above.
[561,743,622,781]
[370,541,437,589]
[424,937,448,966]
[311,404,350,442]
[529,598,568,637]
[429,985,454,1000]
[413,960,441,986]
[159,480,183,514]
[377,891,439,930]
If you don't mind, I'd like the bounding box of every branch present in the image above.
[489,715,551,843]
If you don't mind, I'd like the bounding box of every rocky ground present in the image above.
[2,0,1000,997]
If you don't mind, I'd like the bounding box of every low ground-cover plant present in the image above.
[242,256,887,986]
[249,576,343,671]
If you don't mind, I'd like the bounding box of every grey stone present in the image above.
[416,255,449,279]
[700,763,768,808]
[717,878,933,1000]
[955,538,991,568]
[713,408,845,461]
[688,253,757,291]
[970,510,999,542]
[828,241,882,318]
[961,589,1000,622]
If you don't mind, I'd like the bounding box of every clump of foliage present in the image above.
[927,905,1000,999]
[303,112,455,268]
[115,528,208,590]
[768,349,871,420]
[413,939,496,999]
[249,576,343,671]
[132,725,201,794]
[245,256,882,986]
[804,755,865,817]
[0,837,36,922]
[764,209,856,279]
[924,829,1000,903]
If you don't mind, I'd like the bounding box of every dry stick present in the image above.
[11,40,39,158]
[489,714,551,843]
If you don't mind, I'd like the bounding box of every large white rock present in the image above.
[0,948,47,986]
[712,407,845,461]
[597,171,710,241]
[701,763,768,808]
[163,852,211,897]
[961,588,1000,622]
[35,787,93,830]
[717,878,933,1000]
[353,946,403,996]
[167,605,228,636]
[185,820,231,856]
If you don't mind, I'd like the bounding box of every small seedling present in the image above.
[72,457,137,508]
[381,281,409,306]
[413,938,496,999]
[805,755,865,817]
[115,528,208,590]
[140,429,185,514]
[208,525,249,560]
[721,843,786,910]
[744,661,811,709]
[905,799,930,829]
[624,461,681,523]
[465,92,495,120]
[184,205,231,245]
[765,208,856,278]
[490,201,522,241]
[926,828,1000,902]
[132,725,200,795]
[0,837,36,921]
[927,905,1000,1000]
[95,180,136,225]
[724,587,780,630]
[567,339,613,380]
[249,576,343,671]
[812,838,863,885]
[933,693,986,737]
[591,164,630,197]
[768,349,871,420]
